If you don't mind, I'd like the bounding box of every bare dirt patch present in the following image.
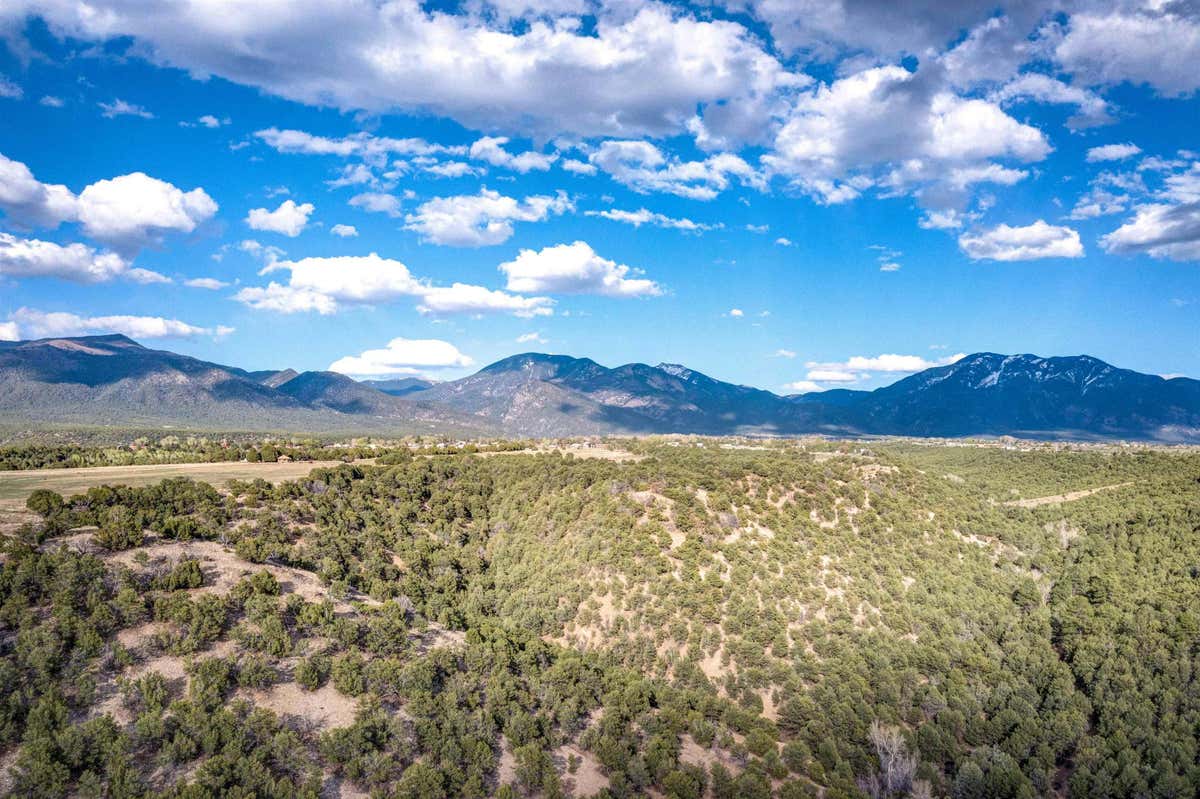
[241,682,358,731]
[1045,518,1085,548]
[104,538,367,612]
[556,743,609,797]
[0,506,36,537]
[116,621,172,653]
[679,735,743,777]
[0,745,20,795]
[497,737,518,788]
[482,446,643,463]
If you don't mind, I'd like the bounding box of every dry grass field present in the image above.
[0,460,347,510]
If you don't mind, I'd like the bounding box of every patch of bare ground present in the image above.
[116,620,172,653]
[481,446,643,463]
[0,745,19,794]
[698,646,731,683]
[1004,481,1135,508]
[100,537,371,612]
[856,463,898,479]
[758,689,780,722]
[241,682,358,732]
[34,527,98,555]
[556,743,610,798]
[90,635,232,726]
[415,625,466,652]
[322,772,371,799]
[1045,519,1085,548]
[497,737,518,789]
[0,506,35,537]
[679,734,743,778]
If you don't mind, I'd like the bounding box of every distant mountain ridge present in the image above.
[825,352,1200,440]
[416,352,824,436]
[0,335,487,435]
[0,336,1197,441]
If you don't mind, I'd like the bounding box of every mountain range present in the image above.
[1,335,1197,442]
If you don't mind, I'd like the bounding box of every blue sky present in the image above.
[0,1,1197,393]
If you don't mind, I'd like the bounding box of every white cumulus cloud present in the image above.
[246,199,314,237]
[807,352,966,374]
[764,65,1049,207]
[958,220,1084,261]
[805,368,859,382]
[329,337,474,376]
[469,136,556,173]
[77,173,218,255]
[17,4,798,143]
[499,241,661,297]
[0,232,132,283]
[404,189,571,247]
[235,253,553,317]
[1101,203,1200,262]
[782,380,827,394]
[0,152,78,229]
[255,127,460,162]
[590,140,763,200]
[0,75,21,100]
[0,153,220,258]
[1086,143,1142,163]
[1057,11,1200,97]
[349,193,403,218]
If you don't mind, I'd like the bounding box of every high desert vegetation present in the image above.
[0,438,1197,798]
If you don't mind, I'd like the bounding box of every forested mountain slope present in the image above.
[1,441,1197,797]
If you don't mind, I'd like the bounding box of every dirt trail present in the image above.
[1005,481,1135,508]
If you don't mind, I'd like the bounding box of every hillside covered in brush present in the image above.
[1,441,1197,797]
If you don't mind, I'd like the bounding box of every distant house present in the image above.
[276,454,292,463]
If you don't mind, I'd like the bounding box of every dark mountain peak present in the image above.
[275,370,355,393]
[479,352,602,380]
[360,377,436,397]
